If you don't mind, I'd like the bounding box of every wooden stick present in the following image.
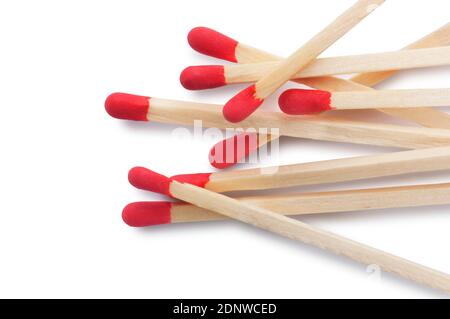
[279,88,450,115]
[128,167,450,293]
[351,23,450,87]
[330,89,450,109]
[181,47,450,89]
[105,94,450,150]
[124,182,450,226]
[223,0,385,122]
[170,146,450,193]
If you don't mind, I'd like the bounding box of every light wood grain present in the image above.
[349,22,450,126]
[329,89,450,109]
[206,146,450,192]
[148,98,450,150]
[351,23,450,87]
[169,181,450,293]
[254,0,385,99]
[171,182,450,223]
[224,47,450,83]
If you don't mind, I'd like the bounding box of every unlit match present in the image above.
[126,146,450,193]
[279,88,450,115]
[105,93,450,150]
[181,46,450,90]
[123,182,450,227]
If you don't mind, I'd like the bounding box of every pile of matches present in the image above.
[105,0,450,293]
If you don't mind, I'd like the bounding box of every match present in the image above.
[105,93,450,150]
[222,0,385,123]
[127,167,450,293]
[159,146,450,193]
[181,46,450,90]
[279,88,450,115]
[123,182,450,227]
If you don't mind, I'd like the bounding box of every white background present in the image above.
[0,0,449,298]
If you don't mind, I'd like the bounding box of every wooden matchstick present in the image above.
[351,23,450,87]
[123,182,450,227]
[105,94,450,150]
[222,0,385,122]
[187,24,450,168]
[181,46,450,90]
[279,88,450,115]
[132,146,450,193]
[128,167,450,293]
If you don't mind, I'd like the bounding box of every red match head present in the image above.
[278,89,332,115]
[171,173,211,188]
[223,85,264,123]
[122,202,172,227]
[105,93,150,121]
[209,132,259,169]
[187,27,239,62]
[128,167,172,196]
[180,65,226,90]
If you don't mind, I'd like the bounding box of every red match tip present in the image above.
[209,132,259,169]
[223,85,263,123]
[171,173,211,188]
[105,93,150,121]
[122,202,172,227]
[279,89,332,115]
[128,167,172,196]
[180,66,226,90]
[188,27,238,62]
